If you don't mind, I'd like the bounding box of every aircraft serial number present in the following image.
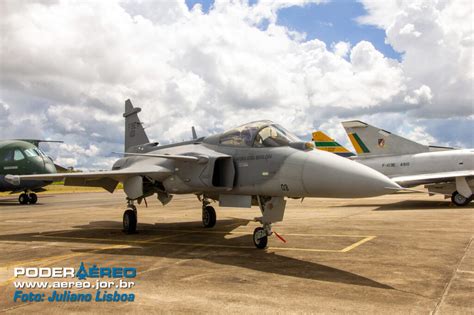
[235,154,272,161]
[382,162,410,167]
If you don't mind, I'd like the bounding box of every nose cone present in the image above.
[302,150,400,198]
[44,159,57,174]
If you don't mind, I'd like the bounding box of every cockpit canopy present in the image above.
[0,145,47,163]
[219,121,301,147]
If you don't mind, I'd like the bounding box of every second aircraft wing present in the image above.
[391,170,474,187]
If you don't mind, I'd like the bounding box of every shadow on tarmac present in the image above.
[373,200,472,211]
[0,195,54,206]
[330,199,467,211]
[0,218,392,290]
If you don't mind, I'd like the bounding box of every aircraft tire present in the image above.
[123,209,137,234]
[18,193,29,205]
[28,193,38,204]
[202,206,216,228]
[253,227,268,249]
[451,191,471,206]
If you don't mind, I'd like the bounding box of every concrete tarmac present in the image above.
[0,191,472,314]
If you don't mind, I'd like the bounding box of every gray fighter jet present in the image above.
[6,100,399,248]
[313,121,473,206]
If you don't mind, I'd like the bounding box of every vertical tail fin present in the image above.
[312,131,355,157]
[342,120,429,157]
[123,99,150,152]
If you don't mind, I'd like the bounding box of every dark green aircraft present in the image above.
[0,140,60,204]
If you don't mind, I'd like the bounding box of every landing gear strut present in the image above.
[123,201,137,234]
[451,191,472,207]
[18,192,38,205]
[253,196,286,249]
[201,198,216,228]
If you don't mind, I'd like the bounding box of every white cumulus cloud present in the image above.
[0,0,472,169]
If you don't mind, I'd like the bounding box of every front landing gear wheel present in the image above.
[202,206,216,228]
[123,209,137,234]
[19,193,29,205]
[451,191,471,206]
[253,227,268,249]
[28,193,38,204]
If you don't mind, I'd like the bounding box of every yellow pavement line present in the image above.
[33,231,377,253]
[268,247,342,253]
[34,231,196,244]
[340,236,376,252]
[1,232,376,282]
[101,228,372,238]
[39,228,372,239]
[457,270,474,275]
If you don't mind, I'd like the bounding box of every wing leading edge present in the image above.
[392,170,474,187]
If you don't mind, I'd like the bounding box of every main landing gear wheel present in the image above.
[253,227,268,249]
[18,193,29,205]
[202,206,216,228]
[123,209,137,234]
[451,191,472,206]
[28,193,38,204]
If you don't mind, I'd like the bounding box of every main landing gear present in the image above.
[123,201,137,234]
[201,198,216,228]
[451,191,473,207]
[18,192,38,205]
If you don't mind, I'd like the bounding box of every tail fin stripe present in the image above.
[349,133,370,153]
[314,141,342,147]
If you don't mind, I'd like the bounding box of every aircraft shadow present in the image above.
[0,195,54,206]
[0,198,19,205]
[373,200,471,211]
[0,218,391,290]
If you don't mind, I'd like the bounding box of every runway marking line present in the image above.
[457,270,474,275]
[27,229,376,253]
[340,236,377,252]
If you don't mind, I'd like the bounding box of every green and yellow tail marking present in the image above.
[312,131,354,157]
[348,133,370,154]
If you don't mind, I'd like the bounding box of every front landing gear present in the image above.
[200,197,216,228]
[253,227,268,249]
[18,192,38,205]
[451,191,472,206]
[202,205,216,228]
[29,193,38,204]
[123,203,137,234]
[19,193,29,205]
[253,196,286,249]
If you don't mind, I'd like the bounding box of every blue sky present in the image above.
[185,0,402,60]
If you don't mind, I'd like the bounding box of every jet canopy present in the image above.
[219,120,301,147]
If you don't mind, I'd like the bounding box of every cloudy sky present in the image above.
[1,0,472,170]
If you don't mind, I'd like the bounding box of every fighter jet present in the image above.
[0,140,61,204]
[6,100,399,249]
[312,121,474,206]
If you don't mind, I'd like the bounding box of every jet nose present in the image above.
[302,150,400,198]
